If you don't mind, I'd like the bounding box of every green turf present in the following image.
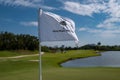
[0,50,120,80]
[43,67,120,80]
[0,50,38,57]
[0,51,19,57]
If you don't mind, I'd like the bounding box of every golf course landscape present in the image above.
[1,0,120,80]
[0,50,120,80]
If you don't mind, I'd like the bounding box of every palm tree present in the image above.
[97,42,101,50]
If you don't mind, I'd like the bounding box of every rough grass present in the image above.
[0,50,120,80]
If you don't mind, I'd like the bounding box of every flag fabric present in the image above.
[38,10,79,42]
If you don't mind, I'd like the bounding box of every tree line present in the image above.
[80,43,120,51]
[0,32,120,51]
[0,32,39,50]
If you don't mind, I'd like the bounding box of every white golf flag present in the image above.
[38,10,79,42]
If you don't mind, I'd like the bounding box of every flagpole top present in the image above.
[39,8,42,10]
[39,8,43,15]
[38,8,43,11]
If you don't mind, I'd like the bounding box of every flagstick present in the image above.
[39,43,42,80]
[38,8,42,80]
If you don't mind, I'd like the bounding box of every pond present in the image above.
[61,51,120,67]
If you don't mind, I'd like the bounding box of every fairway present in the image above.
[0,50,120,80]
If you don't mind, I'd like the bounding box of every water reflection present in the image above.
[61,51,120,67]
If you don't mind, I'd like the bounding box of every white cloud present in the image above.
[0,0,37,7]
[0,0,56,10]
[63,1,106,16]
[97,21,116,29]
[62,0,120,18]
[66,0,120,38]
[95,0,120,38]
[96,29,120,38]
[20,21,37,27]
[87,0,104,3]
[88,29,103,33]
[79,27,87,31]
[79,27,102,33]
[96,0,120,29]
[105,0,120,18]
[97,18,120,29]
[79,27,120,38]
[104,17,120,23]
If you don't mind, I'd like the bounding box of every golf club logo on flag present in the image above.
[53,18,74,33]
[60,20,67,26]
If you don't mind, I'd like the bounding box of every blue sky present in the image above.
[0,0,120,47]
